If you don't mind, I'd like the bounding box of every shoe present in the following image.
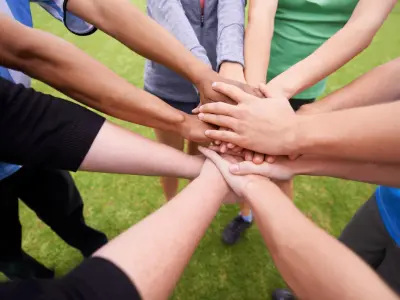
[0,251,54,280]
[271,289,296,300]
[221,215,252,245]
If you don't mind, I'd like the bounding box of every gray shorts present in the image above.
[339,194,400,294]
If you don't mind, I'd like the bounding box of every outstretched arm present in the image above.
[94,160,229,299]
[66,0,263,104]
[244,0,278,86]
[0,14,211,141]
[228,155,400,188]
[200,148,398,300]
[299,57,400,114]
[264,0,396,98]
[0,77,203,179]
[199,82,400,163]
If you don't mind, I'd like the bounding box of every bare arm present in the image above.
[300,57,400,114]
[67,0,212,85]
[265,0,396,98]
[199,83,400,163]
[199,148,398,300]
[230,155,400,187]
[246,180,398,300]
[93,161,229,299]
[66,0,250,104]
[244,0,278,85]
[0,15,212,141]
[79,121,203,179]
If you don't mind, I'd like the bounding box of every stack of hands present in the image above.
[193,73,311,188]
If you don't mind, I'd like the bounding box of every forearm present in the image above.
[67,0,212,84]
[94,167,229,299]
[217,0,245,71]
[0,15,187,133]
[245,180,397,300]
[268,0,395,99]
[244,0,277,85]
[288,155,400,187]
[300,58,400,114]
[80,121,204,179]
[292,101,400,163]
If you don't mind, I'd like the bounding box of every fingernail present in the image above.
[205,130,211,135]
[198,113,204,119]
[230,165,239,173]
[212,82,217,87]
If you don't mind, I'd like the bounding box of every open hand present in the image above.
[198,146,268,198]
[198,82,298,156]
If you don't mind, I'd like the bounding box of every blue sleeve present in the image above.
[31,0,96,35]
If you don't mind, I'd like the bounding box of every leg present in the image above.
[153,99,199,201]
[14,167,108,257]
[0,175,23,261]
[0,171,54,279]
[154,129,185,200]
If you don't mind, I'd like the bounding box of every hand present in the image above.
[198,157,242,204]
[229,157,294,181]
[198,82,298,156]
[179,114,214,143]
[198,146,268,198]
[194,69,264,106]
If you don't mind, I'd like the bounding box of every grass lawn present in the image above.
[4,2,400,299]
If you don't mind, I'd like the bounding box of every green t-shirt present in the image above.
[268,0,359,99]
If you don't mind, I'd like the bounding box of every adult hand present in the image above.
[198,82,298,156]
[194,69,263,106]
[229,157,294,181]
[198,147,268,198]
[179,114,214,143]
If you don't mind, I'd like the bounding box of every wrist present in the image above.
[191,64,215,87]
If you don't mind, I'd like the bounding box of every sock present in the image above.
[240,211,253,223]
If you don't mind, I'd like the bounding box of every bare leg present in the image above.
[154,129,185,201]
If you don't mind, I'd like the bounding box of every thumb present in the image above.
[230,161,271,176]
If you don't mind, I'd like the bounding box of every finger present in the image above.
[214,140,221,145]
[258,83,269,98]
[204,130,242,145]
[198,147,230,175]
[212,82,248,104]
[243,150,254,162]
[232,145,243,153]
[199,102,238,117]
[208,145,242,156]
[289,154,302,160]
[253,153,265,165]
[227,143,235,149]
[220,143,228,153]
[230,161,270,176]
[266,156,277,163]
[192,106,200,114]
[198,113,238,130]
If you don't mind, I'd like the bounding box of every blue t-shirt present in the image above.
[376,186,400,246]
[0,0,95,180]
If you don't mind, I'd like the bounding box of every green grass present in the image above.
[5,2,400,299]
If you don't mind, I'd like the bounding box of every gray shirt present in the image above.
[144,0,246,102]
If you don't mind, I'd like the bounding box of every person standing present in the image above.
[144,0,246,200]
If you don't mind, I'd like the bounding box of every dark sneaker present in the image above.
[0,251,54,280]
[222,215,252,245]
[272,289,296,300]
